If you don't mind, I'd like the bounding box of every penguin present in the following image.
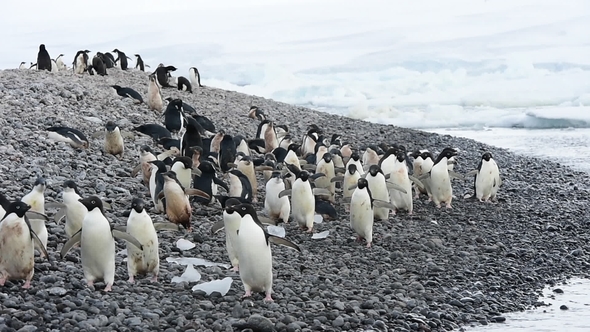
[19,61,27,70]
[315,198,338,220]
[73,50,89,74]
[60,196,143,292]
[345,151,364,176]
[177,76,192,93]
[55,54,66,70]
[219,134,237,173]
[192,161,229,205]
[256,121,278,153]
[21,177,48,257]
[29,62,37,70]
[331,163,361,199]
[210,198,242,271]
[112,49,129,70]
[313,152,336,202]
[111,85,143,103]
[229,203,301,302]
[0,201,49,289]
[58,180,87,238]
[387,151,415,215]
[234,154,258,202]
[409,149,427,197]
[171,156,193,189]
[365,165,390,220]
[350,178,375,248]
[362,146,381,170]
[189,67,203,88]
[467,152,502,202]
[148,160,168,212]
[179,117,203,157]
[131,145,157,187]
[125,198,179,283]
[416,151,435,200]
[154,64,177,87]
[36,44,51,71]
[92,53,107,76]
[134,124,171,141]
[424,148,459,208]
[158,171,209,231]
[46,126,89,149]
[265,171,290,224]
[248,106,266,121]
[103,52,116,68]
[134,54,147,71]
[226,169,253,202]
[50,59,59,72]
[104,121,124,158]
[163,98,185,135]
[147,73,164,113]
[234,135,251,156]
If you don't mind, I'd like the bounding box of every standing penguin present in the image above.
[159,171,209,231]
[131,146,157,188]
[0,201,49,288]
[210,198,243,271]
[61,196,143,292]
[234,154,258,202]
[55,54,66,70]
[331,163,361,199]
[92,52,107,76]
[36,44,51,71]
[21,177,48,257]
[59,180,87,237]
[350,178,376,248]
[104,121,124,158]
[219,134,237,173]
[192,161,229,205]
[134,54,147,71]
[467,152,501,202]
[189,67,203,88]
[112,49,129,70]
[229,203,301,302]
[264,171,290,224]
[226,169,253,202]
[388,151,414,215]
[365,165,390,221]
[423,148,459,208]
[147,74,164,113]
[163,98,185,136]
[171,156,193,189]
[314,153,336,202]
[73,50,89,74]
[148,160,168,212]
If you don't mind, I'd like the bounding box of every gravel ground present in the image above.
[0,68,589,332]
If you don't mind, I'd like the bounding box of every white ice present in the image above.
[266,225,286,238]
[166,256,231,269]
[191,277,233,296]
[314,214,323,224]
[171,264,202,283]
[176,239,196,250]
[312,230,330,240]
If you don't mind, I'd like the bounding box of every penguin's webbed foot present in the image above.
[445,203,453,209]
[242,290,252,298]
[264,293,274,302]
[22,280,31,289]
[232,266,239,272]
[0,277,5,286]
[128,276,135,284]
[366,242,372,248]
[104,283,112,292]
[150,275,158,283]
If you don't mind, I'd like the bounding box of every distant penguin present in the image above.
[362,146,381,169]
[333,163,361,199]
[350,178,375,248]
[73,50,89,74]
[104,121,124,158]
[229,203,300,302]
[60,196,143,292]
[179,117,203,157]
[211,198,242,271]
[111,85,143,103]
[60,180,87,238]
[227,169,253,202]
[409,149,427,197]
[469,152,501,202]
[177,76,192,93]
[248,106,266,121]
[427,148,459,208]
[147,74,164,113]
[133,124,171,141]
[131,145,157,187]
[19,61,27,70]
[189,67,203,88]
[50,59,59,72]
[148,160,167,212]
[171,156,193,189]
[280,169,326,233]
[154,64,177,87]
[365,165,390,220]
[112,49,129,70]
[219,134,237,173]
[258,121,279,153]
[46,126,89,149]
[102,52,115,68]
[36,44,51,71]
[265,171,290,223]
[388,151,414,215]
[29,62,37,70]
[159,171,209,231]
[92,52,107,76]
[134,54,146,71]
[192,161,229,205]
[0,201,48,289]
[314,153,336,203]
[55,54,66,70]
[21,177,48,257]
[345,151,364,176]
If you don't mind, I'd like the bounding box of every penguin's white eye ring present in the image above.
[91,200,96,204]
[16,206,20,210]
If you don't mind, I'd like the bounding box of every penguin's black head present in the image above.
[39,44,46,51]
[369,164,381,177]
[84,50,91,53]
[396,151,406,163]
[330,148,342,158]
[148,74,157,82]
[199,161,215,173]
[174,156,193,169]
[112,49,120,53]
[440,147,458,159]
[2,201,31,220]
[482,152,492,161]
[170,98,183,109]
[276,124,288,133]
[271,171,282,179]
[131,198,145,213]
[105,121,118,132]
[63,180,81,195]
[287,143,300,153]
[347,163,358,175]
[351,152,360,161]
[421,151,434,160]
[229,203,256,218]
[148,160,168,172]
[140,145,153,154]
[34,177,46,187]
[249,106,258,111]
[409,150,422,159]
[111,85,121,91]
[331,134,341,146]
[299,170,310,182]
[79,196,103,213]
[223,197,242,210]
[357,178,369,190]
[322,153,332,163]
[134,54,140,57]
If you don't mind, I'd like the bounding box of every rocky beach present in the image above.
[0,68,589,332]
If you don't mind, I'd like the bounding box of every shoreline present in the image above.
[0,68,589,331]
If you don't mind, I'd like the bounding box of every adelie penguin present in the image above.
[210,198,243,271]
[131,145,157,188]
[51,180,87,238]
[112,49,130,70]
[46,126,89,149]
[248,106,266,121]
[154,64,177,87]
[170,156,194,189]
[147,74,164,113]
[349,178,394,248]
[21,177,49,257]
[177,76,192,93]
[111,85,143,104]
[73,50,90,74]
[265,171,290,224]
[365,165,390,221]
[60,196,144,292]
[0,201,49,289]
[104,121,125,158]
[466,152,502,202]
[158,171,210,231]
[420,148,462,208]
[134,54,147,71]
[92,52,107,76]
[36,44,51,71]
[189,67,203,88]
[192,161,229,205]
[228,203,301,302]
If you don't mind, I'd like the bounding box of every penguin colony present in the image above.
[4,44,503,300]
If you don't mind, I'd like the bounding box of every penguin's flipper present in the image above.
[31,230,50,260]
[330,176,344,183]
[113,225,127,232]
[408,175,425,190]
[418,173,430,181]
[154,223,181,232]
[91,131,106,139]
[347,184,358,191]
[278,189,292,198]
[309,173,326,181]
[258,214,277,226]
[111,229,143,250]
[191,168,202,177]
[185,188,210,200]
[334,167,346,174]
[268,236,301,252]
[213,177,230,192]
[157,190,165,200]
[448,171,464,180]
[312,188,331,196]
[25,211,49,221]
[302,164,317,171]
[298,159,308,166]
[53,208,66,224]
[226,163,238,169]
[384,173,391,180]
[255,166,274,172]
[386,182,408,194]
[210,221,225,234]
[61,230,82,258]
[373,199,395,210]
[131,164,142,177]
[465,170,478,177]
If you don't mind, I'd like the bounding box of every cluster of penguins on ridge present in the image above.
[1,43,502,301]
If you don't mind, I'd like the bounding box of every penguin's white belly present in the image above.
[476,161,500,200]
[431,165,452,204]
[350,190,373,242]
[81,217,115,282]
[367,174,390,220]
[0,218,35,280]
[127,213,159,275]
[28,218,48,250]
[343,172,361,198]
[291,182,314,229]
[389,170,413,211]
[171,165,192,189]
[265,180,290,221]
[237,223,272,292]
[223,212,242,267]
[65,203,86,237]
